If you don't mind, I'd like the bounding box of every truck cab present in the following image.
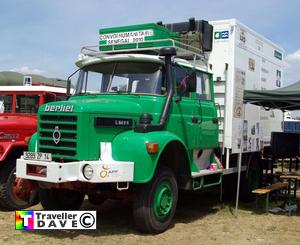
[0,84,66,210]
[16,21,221,233]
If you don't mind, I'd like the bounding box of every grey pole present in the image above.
[235,104,245,211]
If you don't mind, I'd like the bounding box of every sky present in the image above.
[0,0,300,86]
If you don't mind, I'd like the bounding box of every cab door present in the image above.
[171,65,199,150]
[194,71,218,148]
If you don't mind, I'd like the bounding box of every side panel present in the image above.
[208,20,235,148]
[209,19,284,154]
[232,22,283,153]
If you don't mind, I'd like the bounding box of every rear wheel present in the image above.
[0,159,38,210]
[39,188,84,210]
[222,173,238,200]
[133,166,178,234]
[240,154,262,201]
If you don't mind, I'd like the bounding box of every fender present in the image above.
[112,130,191,183]
[0,141,29,162]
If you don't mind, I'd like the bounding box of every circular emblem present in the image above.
[214,32,220,39]
[53,126,61,144]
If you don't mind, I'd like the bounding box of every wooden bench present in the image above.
[252,182,288,213]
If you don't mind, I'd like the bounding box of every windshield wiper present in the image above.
[109,90,130,94]
[107,63,117,91]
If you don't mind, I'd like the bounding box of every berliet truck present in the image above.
[16,18,284,233]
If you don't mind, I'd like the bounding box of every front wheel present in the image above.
[0,159,38,210]
[133,166,178,234]
[39,188,84,210]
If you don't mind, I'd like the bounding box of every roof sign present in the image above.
[100,30,154,45]
[98,23,179,52]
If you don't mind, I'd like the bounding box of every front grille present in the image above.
[39,114,78,161]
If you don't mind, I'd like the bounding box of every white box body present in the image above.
[208,19,284,154]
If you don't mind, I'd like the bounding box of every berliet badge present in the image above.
[53,126,61,144]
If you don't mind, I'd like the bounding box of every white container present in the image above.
[208,19,284,154]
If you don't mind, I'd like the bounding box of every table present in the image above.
[280,174,300,216]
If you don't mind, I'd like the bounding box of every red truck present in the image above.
[0,84,66,210]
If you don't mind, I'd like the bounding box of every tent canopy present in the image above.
[244,81,300,110]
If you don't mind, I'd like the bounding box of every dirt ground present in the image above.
[0,190,299,245]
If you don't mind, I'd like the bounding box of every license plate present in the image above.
[23,151,52,162]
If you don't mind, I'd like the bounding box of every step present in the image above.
[192,169,223,178]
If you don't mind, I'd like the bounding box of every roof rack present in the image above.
[80,39,208,67]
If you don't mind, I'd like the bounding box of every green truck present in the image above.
[16,19,268,233]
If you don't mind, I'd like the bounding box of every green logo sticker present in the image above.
[274,50,282,60]
[214,31,229,40]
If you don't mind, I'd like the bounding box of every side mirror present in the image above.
[66,68,80,98]
[66,79,71,97]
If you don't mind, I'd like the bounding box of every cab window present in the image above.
[0,95,13,113]
[16,95,39,114]
[174,66,194,97]
[196,71,211,100]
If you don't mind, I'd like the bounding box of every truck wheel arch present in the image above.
[156,140,191,189]
[112,131,191,185]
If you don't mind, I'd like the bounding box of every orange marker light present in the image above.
[24,136,31,144]
[146,142,159,154]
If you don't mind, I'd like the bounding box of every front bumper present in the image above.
[16,157,134,183]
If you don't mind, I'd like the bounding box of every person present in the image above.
[0,101,4,113]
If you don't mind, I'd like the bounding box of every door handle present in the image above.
[212,118,219,124]
[192,116,199,123]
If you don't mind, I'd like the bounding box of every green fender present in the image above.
[112,130,191,183]
[28,132,38,152]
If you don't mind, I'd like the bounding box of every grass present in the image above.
[0,186,299,245]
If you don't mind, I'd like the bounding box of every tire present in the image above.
[133,166,178,234]
[240,154,262,201]
[0,159,38,210]
[39,188,84,210]
[88,193,106,206]
[222,173,238,200]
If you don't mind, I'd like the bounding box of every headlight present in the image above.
[82,164,94,180]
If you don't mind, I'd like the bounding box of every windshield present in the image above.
[75,62,165,95]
